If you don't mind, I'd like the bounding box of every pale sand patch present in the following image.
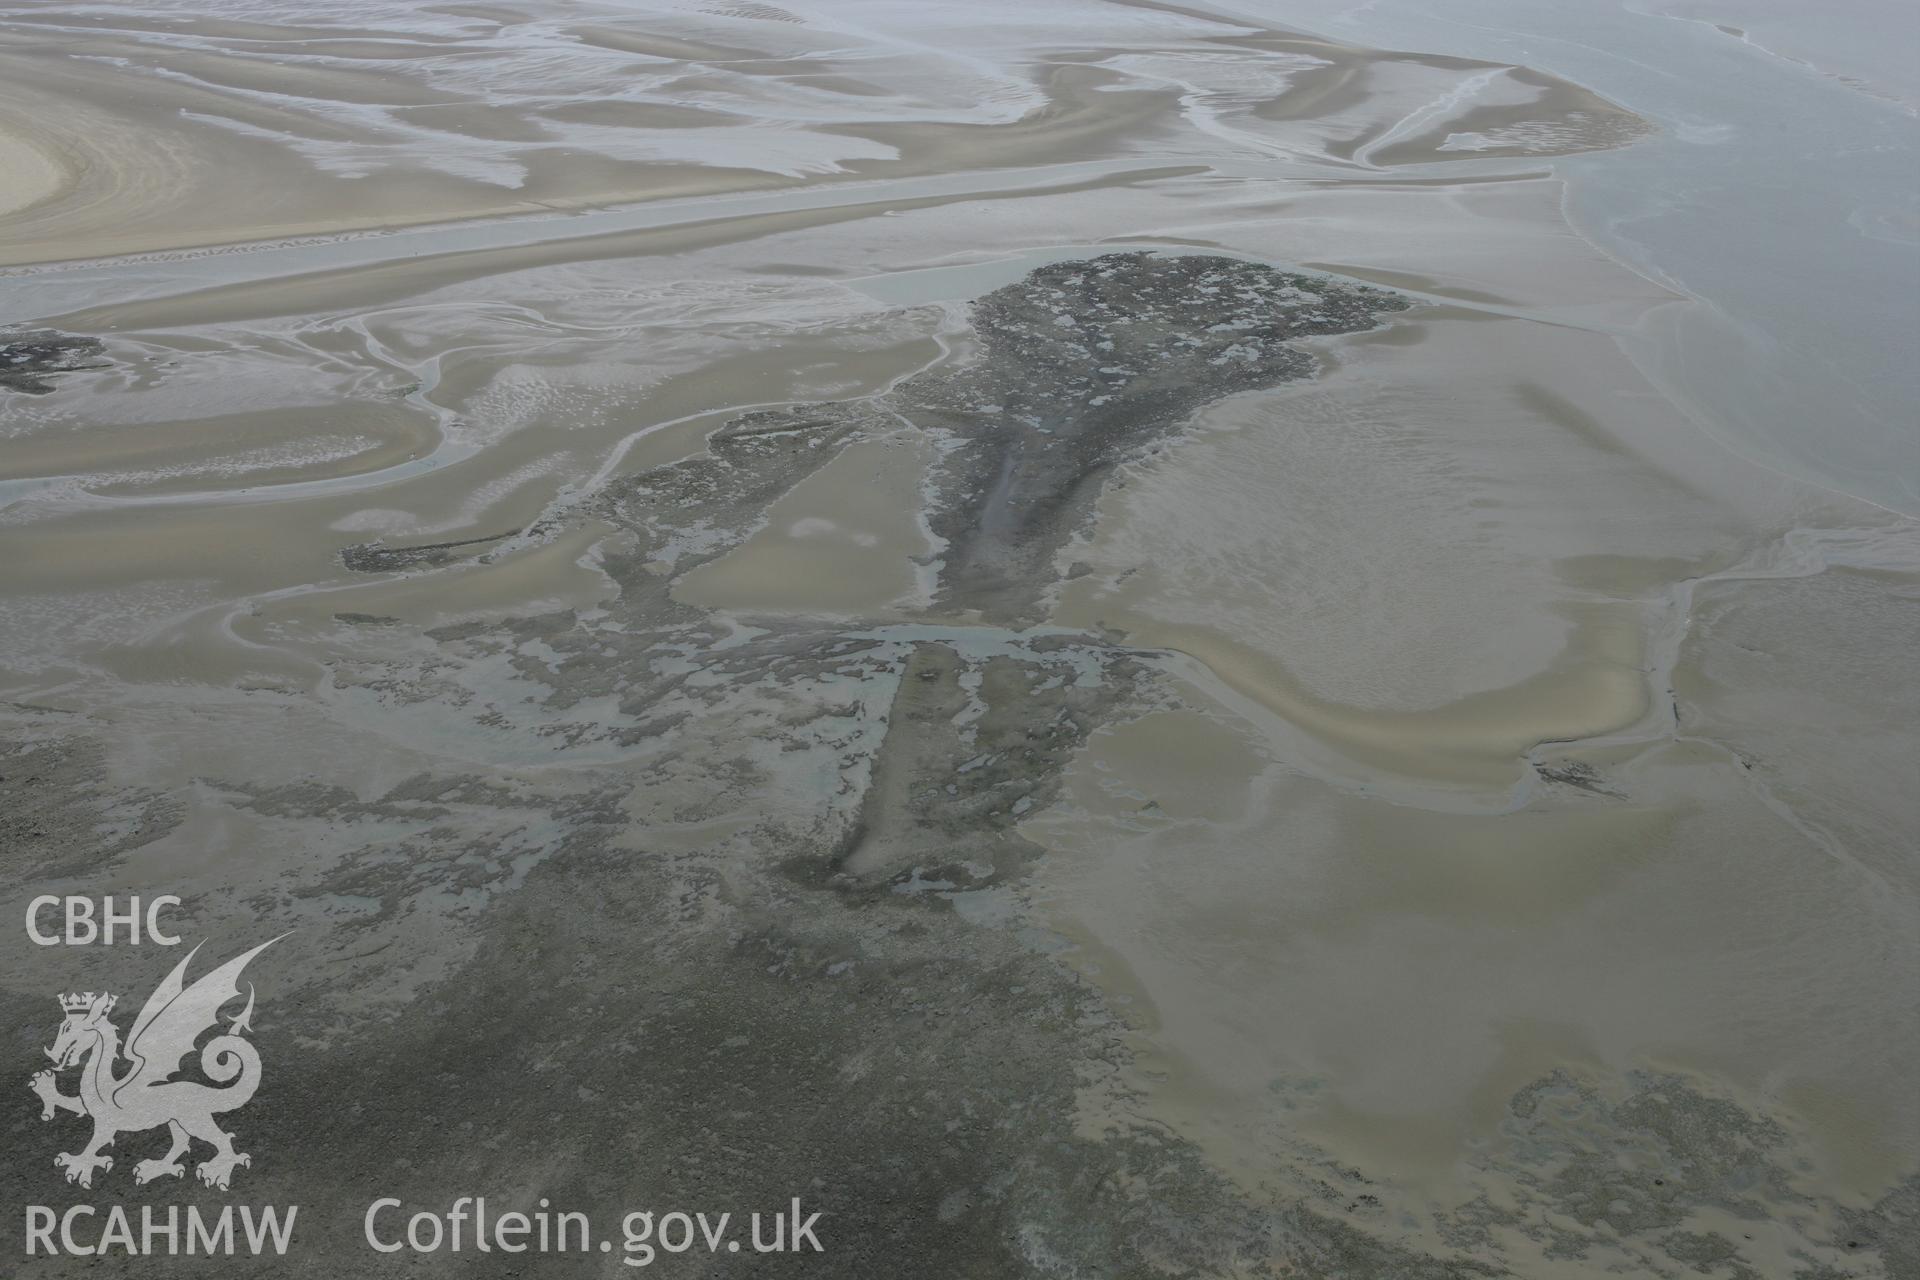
[1047,307,1760,795]
[673,431,937,617]
[0,402,439,497]
[0,121,68,218]
[1029,691,1920,1271]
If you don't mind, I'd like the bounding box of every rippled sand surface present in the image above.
[3,1,1916,1275]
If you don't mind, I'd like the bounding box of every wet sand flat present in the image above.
[2,2,1916,1277]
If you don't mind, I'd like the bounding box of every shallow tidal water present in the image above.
[2,2,1916,1276]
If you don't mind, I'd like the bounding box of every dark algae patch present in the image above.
[0,329,106,394]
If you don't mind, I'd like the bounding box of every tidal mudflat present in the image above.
[2,2,1916,1276]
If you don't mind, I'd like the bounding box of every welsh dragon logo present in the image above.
[30,938,281,1191]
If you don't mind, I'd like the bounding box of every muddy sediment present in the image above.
[3,0,1917,1271]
